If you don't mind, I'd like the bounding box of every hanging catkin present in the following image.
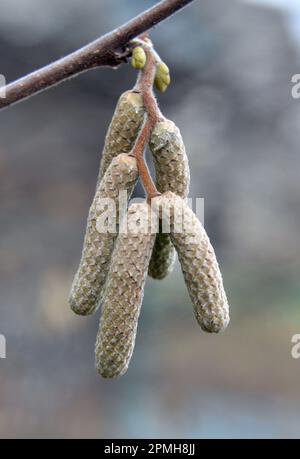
[95,202,155,378]
[148,119,190,279]
[67,39,230,379]
[97,90,145,182]
[69,154,138,316]
[154,192,230,333]
[147,232,176,280]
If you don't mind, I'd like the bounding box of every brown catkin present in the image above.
[97,90,145,182]
[69,154,138,316]
[148,119,190,280]
[154,192,230,333]
[95,202,155,378]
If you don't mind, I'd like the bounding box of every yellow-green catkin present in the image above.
[148,119,190,280]
[154,62,171,93]
[95,202,155,378]
[154,192,230,333]
[97,90,145,182]
[131,46,147,69]
[69,154,138,316]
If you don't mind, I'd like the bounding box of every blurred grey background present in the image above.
[1,0,300,439]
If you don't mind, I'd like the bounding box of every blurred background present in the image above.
[1,0,300,439]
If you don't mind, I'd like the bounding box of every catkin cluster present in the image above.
[69,47,230,378]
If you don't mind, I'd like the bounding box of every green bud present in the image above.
[154,62,171,93]
[131,46,147,70]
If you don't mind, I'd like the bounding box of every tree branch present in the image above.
[0,0,196,111]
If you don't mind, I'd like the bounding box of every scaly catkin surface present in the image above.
[95,202,155,378]
[148,232,176,280]
[150,119,190,197]
[148,119,190,280]
[97,91,145,182]
[154,192,230,333]
[69,154,138,316]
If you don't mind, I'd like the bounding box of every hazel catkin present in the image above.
[150,119,190,197]
[154,192,230,333]
[147,231,176,280]
[69,154,138,316]
[95,202,155,378]
[97,90,145,182]
[148,119,190,280]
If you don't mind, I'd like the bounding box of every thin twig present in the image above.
[131,44,163,199]
[0,0,196,111]
[132,120,159,199]
[135,46,163,124]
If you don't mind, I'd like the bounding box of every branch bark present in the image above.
[0,0,196,111]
